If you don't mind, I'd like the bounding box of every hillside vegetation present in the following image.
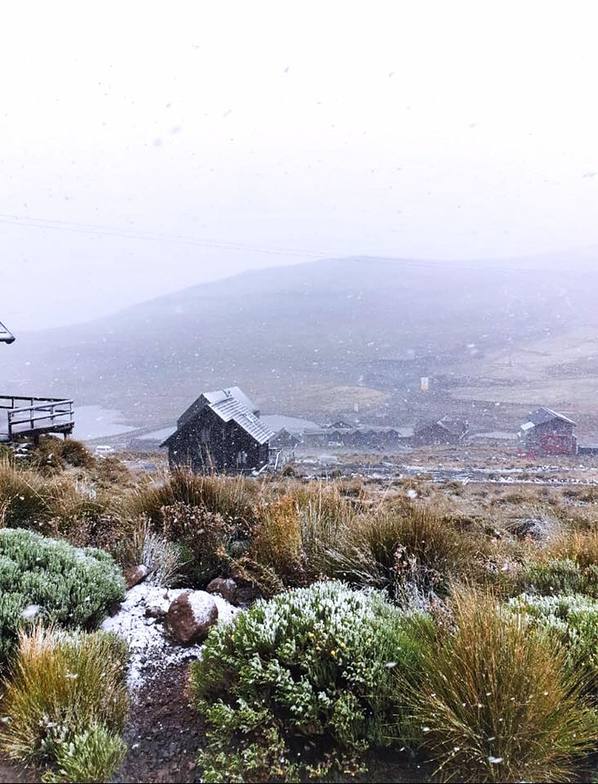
[6,253,598,430]
[0,442,596,782]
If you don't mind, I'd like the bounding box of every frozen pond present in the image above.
[74,405,136,440]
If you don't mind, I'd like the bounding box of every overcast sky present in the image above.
[2,0,598,330]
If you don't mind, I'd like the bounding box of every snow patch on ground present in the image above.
[101,584,239,689]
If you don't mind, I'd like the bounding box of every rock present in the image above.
[145,595,170,618]
[206,577,238,604]
[509,517,556,541]
[125,564,149,589]
[166,591,218,644]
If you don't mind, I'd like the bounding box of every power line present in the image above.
[0,212,334,259]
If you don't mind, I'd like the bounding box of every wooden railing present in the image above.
[0,396,74,439]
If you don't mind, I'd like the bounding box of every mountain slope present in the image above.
[4,254,598,429]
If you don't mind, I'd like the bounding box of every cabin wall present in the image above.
[524,420,577,456]
[167,407,269,474]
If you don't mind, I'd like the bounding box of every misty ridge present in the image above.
[5,251,598,436]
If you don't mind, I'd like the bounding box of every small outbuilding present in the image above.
[161,387,275,474]
[413,416,469,446]
[520,407,577,456]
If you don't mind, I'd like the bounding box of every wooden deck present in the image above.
[0,396,74,442]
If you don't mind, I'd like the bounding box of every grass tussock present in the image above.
[322,505,489,597]
[0,627,128,781]
[121,469,259,531]
[405,588,597,782]
[27,438,95,476]
[0,459,101,533]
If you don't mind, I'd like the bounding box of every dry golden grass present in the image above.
[405,589,598,782]
[120,469,259,532]
[0,627,127,769]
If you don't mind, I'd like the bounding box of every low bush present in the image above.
[90,454,132,488]
[47,510,137,561]
[191,581,427,782]
[156,501,233,585]
[404,589,597,782]
[0,627,127,782]
[294,485,357,578]
[0,528,125,664]
[250,496,303,581]
[44,724,127,784]
[27,438,66,476]
[0,460,54,528]
[509,592,598,691]
[542,526,598,569]
[519,557,598,598]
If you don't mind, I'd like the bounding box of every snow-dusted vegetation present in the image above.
[0,444,596,782]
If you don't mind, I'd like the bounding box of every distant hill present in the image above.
[4,253,598,432]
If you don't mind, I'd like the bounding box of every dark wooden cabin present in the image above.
[520,407,577,456]
[1,319,74,444]
[413,416,469,446]
[161,387,275,474]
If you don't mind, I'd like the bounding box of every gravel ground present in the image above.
[116,662,203,783]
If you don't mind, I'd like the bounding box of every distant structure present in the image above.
[520,407,577,456]
[161,387,275,474]
[0,319,74,444]
[302,422,413,451]
[413,416,469,446]
[270,428,301,450]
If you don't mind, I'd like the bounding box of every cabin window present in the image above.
[236,450,247,465]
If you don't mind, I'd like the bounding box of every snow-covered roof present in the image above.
[526,407,576,427]
[163,387,275,447]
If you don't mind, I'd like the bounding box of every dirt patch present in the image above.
[0,756,39,783]
[117,662,202,784]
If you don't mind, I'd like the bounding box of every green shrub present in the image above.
[43,724,126,783]
[520,558,598,598]
[191,581,427,782]
[509,593,598,691]
[0,529,125,664]
[0,627,127,782]
[404,589,597,782]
